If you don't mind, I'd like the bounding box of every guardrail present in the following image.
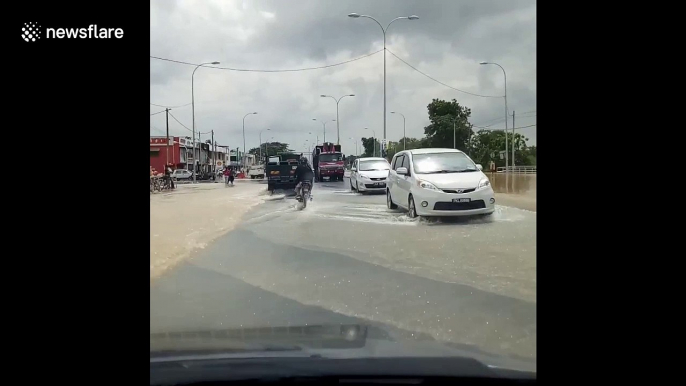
[496,166,536,174]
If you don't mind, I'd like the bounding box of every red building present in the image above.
[150,136,228,172]
[150,136,186,172]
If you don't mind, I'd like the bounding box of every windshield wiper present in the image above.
[150,324,368,358]
[151,344,303,358]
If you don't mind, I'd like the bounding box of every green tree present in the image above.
[361,137,378,157]
[248,142,292,158]
[423,98,474,151]
[397,137,425,150]
[517,145,536,166]
[469,130,529,168]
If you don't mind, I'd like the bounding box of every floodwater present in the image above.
[488,173,536,196]
[150,176,536,368]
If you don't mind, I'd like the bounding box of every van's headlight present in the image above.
[417,180,439,190]
[478,178,491,189]
[360,174,371,180]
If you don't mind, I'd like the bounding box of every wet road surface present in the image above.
[150,177,536,364]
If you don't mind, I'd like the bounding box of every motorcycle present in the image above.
[296,181,313,209]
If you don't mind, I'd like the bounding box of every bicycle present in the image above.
[150,176,163,193]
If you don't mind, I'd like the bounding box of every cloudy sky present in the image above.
[150,0,536,156]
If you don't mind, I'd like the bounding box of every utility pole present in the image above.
[511,111,515,168]
[211,130,214,173]
[214,140,218,168]
[165,108,170,166]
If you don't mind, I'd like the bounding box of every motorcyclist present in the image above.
[223,167,234,185]
[293,156,314,199]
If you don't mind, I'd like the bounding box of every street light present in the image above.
[320,94,354,145]
[259,128,270,162]
[349,137,359,157]
[191,60,220,183]
[243,112,258,170]
[364,127,376,157]
[390,111,406,150]
[348,13,418,147]
[480,61,509,171]
[312,118,336,143]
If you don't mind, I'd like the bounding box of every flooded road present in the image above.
[150,176,536,367]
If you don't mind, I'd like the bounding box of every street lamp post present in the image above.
[390,111,406,150]
[349,137,359,157]
[320,94,354,145]
[364,127,376,157]
[348,13,418,149]
[259,128,270,163]
[312,118,335,143]
[191,60,220,183]
[243,112,258,170]
[480,61,508,171]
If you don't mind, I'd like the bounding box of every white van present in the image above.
[248,165,265,179]
[386,148,495,218]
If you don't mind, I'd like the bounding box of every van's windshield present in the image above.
[412,152,478,174]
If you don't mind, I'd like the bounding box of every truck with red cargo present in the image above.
[313,142,345,182]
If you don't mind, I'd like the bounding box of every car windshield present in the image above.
[319,154,342,162]
[150,0,536,378]
[359,160,390,171]
[412,152,478,174]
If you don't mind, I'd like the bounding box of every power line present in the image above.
[166,112,213,139]
[151,102,192,108]
[150,110,166,116]
[472,113,535,128]
[149,49,383,73]
[167,112,193,132]
[474,124,537,130]
[386,49,501,98]
[474,116,506,127]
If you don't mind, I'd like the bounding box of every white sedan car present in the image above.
[349,157,391,193]
[386,148,495,218]
[171,169,193,181]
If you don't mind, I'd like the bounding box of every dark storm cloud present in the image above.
[150,0,536,151]
[248,0,533,60]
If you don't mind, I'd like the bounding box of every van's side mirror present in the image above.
[343,155,346,161]
[396,167,408,175]
[476,164,483,171]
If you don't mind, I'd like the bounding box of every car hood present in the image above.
[416,171,486,189]
[357,170,390,179]
[150,324,535,374]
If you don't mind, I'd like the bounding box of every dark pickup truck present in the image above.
[266,153,301,193]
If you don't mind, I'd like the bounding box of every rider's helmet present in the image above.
[299,156,309,166]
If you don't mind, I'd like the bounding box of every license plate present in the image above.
[452,198,471,203]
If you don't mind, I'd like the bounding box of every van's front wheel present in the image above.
[408,195,418,218]
[387,189,398,209]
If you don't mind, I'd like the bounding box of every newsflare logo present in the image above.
[22,22,41,42]
[22,23,124,42]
